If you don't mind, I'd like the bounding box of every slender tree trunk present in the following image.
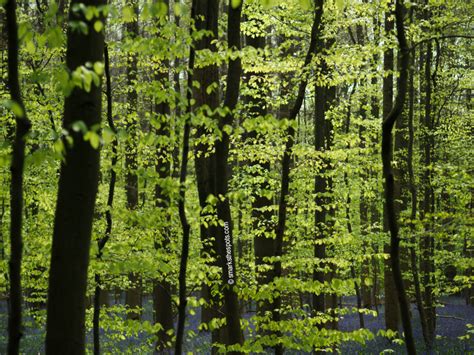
[272,2,325,353]
[370,16,381,314]
[406,36,429,348]
[5,0,32,353]
[382,1,401,332]
[359,98,372,309]
[46,1,105,352]
[420,38,436,350]
[93,44,117,355]
[152,2,175,352]
[381,1,415,353]
[174,2,196,352]
[324,84,337,331]
[172,0,182,179]
[312,35,329,321]
[124,0,142,320]
[393,42,410,298]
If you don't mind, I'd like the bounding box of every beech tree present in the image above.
[45,1,106,353]
[4,0,31,353]
[0,0,472,354]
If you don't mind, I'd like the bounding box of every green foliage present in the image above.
[0,0,472,352]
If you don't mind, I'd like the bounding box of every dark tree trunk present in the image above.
[406,33,430,348]
[382,1,401,332]
[272,1,325,353]
[359,97,372,309]
[152,2,175,352]
[213,1,244,349]
[123,0,142,317]
[370,15,381,314]
[393,40,410,298]
[124,0,142,320]
[93,44,118,355]
[45,0,105,353]
[312,35,330,320]
[191,1,225,348]
[174,2,196,353]
[172,0,182,179]
[420,38,436,350]
[381,1,415,353]
[324,84,338,331]
[5,0,32,353]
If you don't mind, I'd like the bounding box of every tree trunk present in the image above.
[420,38,436,350]
[93,43,118,355]
[382,1,401,332]
[312,35,329,320]
[381,1,416,353]
[191,1,226,349]
[174,1,196,353]
[213,1,245,349]
[370,16,381,314]
[46,1,105,352]
[5,0,32,352]
[406,34,430,348]
[124,0,142,320]
[152,2,175,352]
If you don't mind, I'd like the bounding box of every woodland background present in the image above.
[0,0,473,353]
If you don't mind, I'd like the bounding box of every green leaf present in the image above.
[46,27,64,48]
[300,0,312,10]
[85,7,94,21]
[94,20,103,32]
[84,131,100,149]
[173,2,182,16]
[71,120,88,133]
[123,6,135,22]
[25,38,36,54]
[231,0,241,8]
[93,61,104,76]
[53,139,65,154]
[2,99,24,118]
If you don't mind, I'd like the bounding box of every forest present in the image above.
[0,0,473,353]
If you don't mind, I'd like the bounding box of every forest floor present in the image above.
[0,296,472,354]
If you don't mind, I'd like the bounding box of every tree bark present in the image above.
[46,0,105,352]
[381,1,416,353]
[174,2,196,353]
[5,0,32,353]
[124,0,142,320]
[152,1,175,352]
[213,1,244,349]
[420,38,436,351]
[312,35,329,320]
[406,31,429,348]
[191,2,221,338]
[93,43,117,355]
[382,1,401,332]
